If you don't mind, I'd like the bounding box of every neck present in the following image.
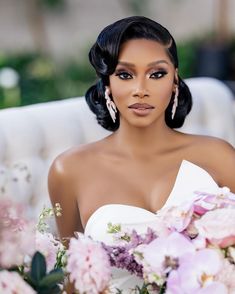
[113,118,175,158]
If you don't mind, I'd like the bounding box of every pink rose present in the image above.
[194,208,235,247]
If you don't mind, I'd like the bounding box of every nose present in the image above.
[132,78,149,99]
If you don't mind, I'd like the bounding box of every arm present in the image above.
[209,139,235,193]
[48,154,83,244]
[48,155,83,294]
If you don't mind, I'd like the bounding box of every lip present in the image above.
[128,103,155,109]
[128,103,155,116]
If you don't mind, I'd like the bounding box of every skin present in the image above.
[48,38,235,240]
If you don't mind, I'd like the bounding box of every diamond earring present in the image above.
[105,87,117,123]
[171,87,179,120]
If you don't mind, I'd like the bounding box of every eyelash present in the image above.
[115,70,167,80]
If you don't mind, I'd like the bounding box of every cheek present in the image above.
[109,79,129,102]
[143,82,173,106]
[154,78,174,102]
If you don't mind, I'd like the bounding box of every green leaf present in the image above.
[38,285,62,294]
[39,269,64,287]
[24,272,37,287]
[31,251,47,282]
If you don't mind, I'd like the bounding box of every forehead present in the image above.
[118,39,172,65]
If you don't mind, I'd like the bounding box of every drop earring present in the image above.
[171,87,179,120]
[105,87,117,123]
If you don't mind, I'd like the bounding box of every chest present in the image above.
[77,158,181,225]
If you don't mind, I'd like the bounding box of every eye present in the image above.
[115,71,133,80]
[149,70,167,79]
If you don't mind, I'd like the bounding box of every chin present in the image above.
[125,117,157,128]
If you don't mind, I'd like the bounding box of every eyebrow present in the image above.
[117,60,170,67]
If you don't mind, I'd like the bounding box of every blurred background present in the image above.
[0,0,235,109]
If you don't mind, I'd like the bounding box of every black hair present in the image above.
[85,16,192,131]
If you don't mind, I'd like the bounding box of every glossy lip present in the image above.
[128,103,155,116]
[128,103,155,109]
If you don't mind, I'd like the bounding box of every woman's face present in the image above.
[109,38,178,128]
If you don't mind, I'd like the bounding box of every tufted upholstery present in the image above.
[183,78,235,144]
[0,77,234,218]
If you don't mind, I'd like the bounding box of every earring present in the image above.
[105,87,117,123]
[171,87,179,120]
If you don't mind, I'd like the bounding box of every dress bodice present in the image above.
[84,160,219,293]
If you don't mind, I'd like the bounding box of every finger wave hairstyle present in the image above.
[85,16,192,131]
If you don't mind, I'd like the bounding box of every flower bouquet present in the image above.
[1,186,235,294]
[65,187,235,294]
[0,199,66,293]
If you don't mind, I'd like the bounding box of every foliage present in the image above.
[25,252,64,294]
[177,38,199,78]
[39,0,66,10]
[0,51,96,109]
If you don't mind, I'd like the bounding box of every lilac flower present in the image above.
[102,227,158,279]
[166,249,226,294]
[66,233,111,294]
[102,243,143,278]
[127,228,158,249]
[0,270,36,294]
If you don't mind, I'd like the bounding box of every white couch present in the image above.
[0,77,234,217]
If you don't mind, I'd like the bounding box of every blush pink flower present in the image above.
[157,201,194,232]
[215,258,235,293]
[0,221,35,268]
[140,232,195,283]
[0,270,36,294]
[193,188,235,215]
[194,208,235,247]
[191,235,206,250]
[166,249,226,294]
[36,231,63,271]
[66,233,111,294]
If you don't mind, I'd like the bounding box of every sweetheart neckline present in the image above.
[84,159,218,231]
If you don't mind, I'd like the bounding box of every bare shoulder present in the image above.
[189,135,235,161]
[48,140,107,237]
[48,138,110,199]
[49,139,106,178]
[186,134,235,192]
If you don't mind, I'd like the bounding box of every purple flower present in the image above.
[102,243,143,278]
[143,232,195,273]
[166,249,226,294]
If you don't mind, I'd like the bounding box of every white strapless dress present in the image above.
[84,160,220,293]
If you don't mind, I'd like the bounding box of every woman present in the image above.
[48,16,235,292]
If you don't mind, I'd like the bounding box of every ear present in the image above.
[174,68,179,86]
[105,86,111,95]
